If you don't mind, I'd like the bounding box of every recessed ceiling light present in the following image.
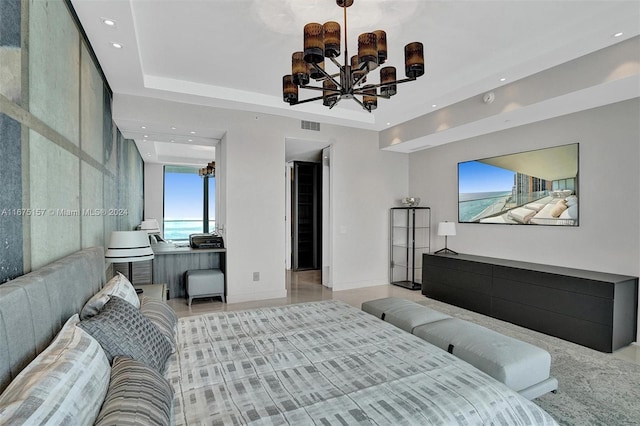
[386,122,391,126]
[613,32,623,38]
[170,139,175,143]
[431,104,437,108]
[141,126,146,129]
[102,18,116,27]
[143,135,148,138]
[188,139,193,142]
[190,131,196,134]
[170,126,176,130]
[499,77,507,82]
[110,42,123,49]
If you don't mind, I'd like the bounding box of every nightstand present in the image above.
[135,283,167,301]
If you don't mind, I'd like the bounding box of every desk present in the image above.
[151,244,226,299]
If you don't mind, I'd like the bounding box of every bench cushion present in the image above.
[362,297,451,333]
[361,297,416,319]
[413,318,552,392]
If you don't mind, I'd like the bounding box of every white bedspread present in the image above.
[165,301,557,425]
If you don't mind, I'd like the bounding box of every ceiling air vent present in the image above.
[301,120,320,131]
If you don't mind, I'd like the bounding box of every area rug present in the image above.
[416,298,640,426]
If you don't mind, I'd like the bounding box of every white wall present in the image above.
[409,99,640,340]
[124,95,408,302]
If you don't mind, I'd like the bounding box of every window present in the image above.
[163,166,215,240]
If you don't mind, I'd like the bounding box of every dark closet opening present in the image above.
[292,161,322,271]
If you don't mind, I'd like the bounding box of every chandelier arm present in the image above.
[291,95,326,106]
[352,89,391,100]
[310,62,342,89]
[298,85,340,94]
[329,57,342,68]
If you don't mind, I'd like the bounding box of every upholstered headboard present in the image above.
[0,247,106,393]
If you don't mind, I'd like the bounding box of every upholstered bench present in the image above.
[185,269,225,306]
[413,318,558,399]
[362,297,558,400]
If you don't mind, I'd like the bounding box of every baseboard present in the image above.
[226,289,287,304]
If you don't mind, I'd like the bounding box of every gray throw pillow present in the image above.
[94,356,173,426]
[78,296,172,373]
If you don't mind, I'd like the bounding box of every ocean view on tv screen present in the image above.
[458,143,579,226]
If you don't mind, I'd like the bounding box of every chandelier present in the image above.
[198,161,215,177]
[282,0,424,112]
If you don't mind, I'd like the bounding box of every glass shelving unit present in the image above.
[389,207,431,290]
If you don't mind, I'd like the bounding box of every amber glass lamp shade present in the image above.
[336,0,353,6]
[282,75,298,104]
[323,80,338,107]
[309,60,325,80]
[304,23,324,64]
[374,30,387,65]
[292,52,309,86]
[358,32,378,71]
[380,66,397,97]
[362,85,377,111]
[323,21,341,58]
[404,42,424,78]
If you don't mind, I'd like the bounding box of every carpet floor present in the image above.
[416,298,640,426]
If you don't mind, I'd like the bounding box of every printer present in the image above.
[189,233,224,249]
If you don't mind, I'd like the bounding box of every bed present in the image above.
[0,248,558,425]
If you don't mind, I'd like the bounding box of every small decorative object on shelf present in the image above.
[389,206,430,290]
[401,197,421,207]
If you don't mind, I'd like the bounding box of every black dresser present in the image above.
[422,253,638,352]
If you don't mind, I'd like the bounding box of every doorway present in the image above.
[285,138,332,287]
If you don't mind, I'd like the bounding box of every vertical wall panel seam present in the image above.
[21,0,31,273]
[78,37,83,248]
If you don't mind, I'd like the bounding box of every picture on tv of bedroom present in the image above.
[458,143,578,226]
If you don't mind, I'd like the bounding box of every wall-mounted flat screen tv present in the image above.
[458,143,579,226]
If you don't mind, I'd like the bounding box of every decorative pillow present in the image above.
[560,203,578,219]
[94,357,173,426]
[78,296,172,373]
[550,202,568,218]
[565,195,578,206]
[80,272,140,320]
[140,296,178,353]
[0,315,110,425]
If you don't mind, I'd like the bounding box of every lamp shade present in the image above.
[140,219,160,234]
[437,222,456,237]
[105,231,154,263]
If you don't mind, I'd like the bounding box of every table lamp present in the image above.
[105,231,155,283]
[434,221,458,255]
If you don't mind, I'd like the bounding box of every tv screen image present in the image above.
[458,143,579,226]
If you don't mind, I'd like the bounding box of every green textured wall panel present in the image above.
[29,0,80,145]
[29,130,80,269]
[81,160,104,247]
[80,43,104,163]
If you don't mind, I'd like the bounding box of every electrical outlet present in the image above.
[253,272,260,282]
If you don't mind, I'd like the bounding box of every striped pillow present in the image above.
[140,296,178,352]
[80,272,140,320]
[94,357,173,426]
[0,315,110,425]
